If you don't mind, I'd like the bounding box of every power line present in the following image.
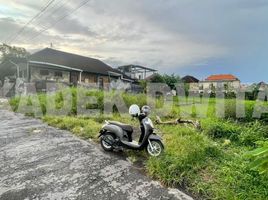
[5,0,56,44]
[29,0,71,31]
[25,0,91,42]
[19,0,70,40]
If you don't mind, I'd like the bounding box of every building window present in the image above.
[40,70,49,76]
[224,83,228,90]
[55,71,63,77]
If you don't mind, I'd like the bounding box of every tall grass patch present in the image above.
[147,126,221,188]
[43,116,102,139]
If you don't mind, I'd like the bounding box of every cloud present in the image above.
[0,17,21,41]
[0,0,268,82]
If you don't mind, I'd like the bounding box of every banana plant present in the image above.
[246,145,268,174]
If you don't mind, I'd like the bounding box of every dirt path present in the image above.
[0,110,193,200]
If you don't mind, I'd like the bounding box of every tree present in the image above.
[150,73,165,83]
[0,43,29,82]
[0,43,29,61]
[149,73,180,90]
[162,73,180,90]
[139,80,147,93]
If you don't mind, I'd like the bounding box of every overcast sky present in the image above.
[0,0,268,83]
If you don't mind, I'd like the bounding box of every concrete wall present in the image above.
[80,73,123,90]
[30,66,132,91]
[199,80,240,92]
[30,67,70,83]
[81,73,97,83]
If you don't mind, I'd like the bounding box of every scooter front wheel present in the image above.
[147,140,164,157]
[100,133,115,151]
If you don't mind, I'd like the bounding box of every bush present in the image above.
[202,119,242,141]
[246,142,268,174]
[239,121,268,146]
[224,99,237,119]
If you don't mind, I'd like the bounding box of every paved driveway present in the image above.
[0,110,193,200]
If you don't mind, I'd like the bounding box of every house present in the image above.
[181,75,199,92]
[14,48,133,92]
[117,65,157,80]
[181,75,199,83]
[199,74,240,93]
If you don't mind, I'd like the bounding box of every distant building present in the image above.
[181,75,199,93]
[199,74,240,93]
[117,65,157,80]
[181,75,199,83]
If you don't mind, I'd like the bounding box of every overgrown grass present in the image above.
[43,116,101,140]
[8,88,268,200]
[147,119,268,199]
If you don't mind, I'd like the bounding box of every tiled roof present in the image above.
[205,74,238,81]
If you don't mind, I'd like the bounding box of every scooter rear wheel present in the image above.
[147,140,164,157]
[100,133,115,151]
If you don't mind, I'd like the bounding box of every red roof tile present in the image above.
[205,74,238,81]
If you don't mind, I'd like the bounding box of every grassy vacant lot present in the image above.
[9,88,268,200]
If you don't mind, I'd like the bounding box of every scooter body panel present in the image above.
[100,124,124,140]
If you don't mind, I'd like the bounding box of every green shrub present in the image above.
[202,119,242,141]
[224,99,237,119]
[239,121,268,146]
[246,142,268,174]
[9,96,21,111]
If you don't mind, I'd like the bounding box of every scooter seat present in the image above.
[109,121,133,133]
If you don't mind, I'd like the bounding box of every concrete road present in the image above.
[0,110,193,200]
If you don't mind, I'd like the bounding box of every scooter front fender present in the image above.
[148,134,162,141]
[148,134,164,149]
